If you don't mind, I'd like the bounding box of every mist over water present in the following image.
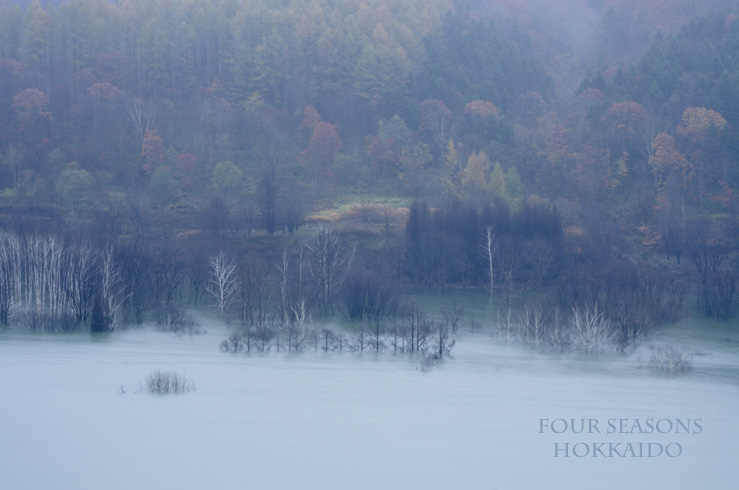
[1,306,737,490]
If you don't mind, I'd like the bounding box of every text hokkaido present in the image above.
[553,442,683,458]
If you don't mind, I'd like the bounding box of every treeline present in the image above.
[0,193,736,349]
[404,199,563,292]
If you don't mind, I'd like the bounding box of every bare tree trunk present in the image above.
[206,251,240,316]
[305,225,354,314]
[65,241,96,324]
[277,248,289,325]
[100,246,125,329]
[482,226,497,301]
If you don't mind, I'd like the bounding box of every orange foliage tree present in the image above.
[649,132,694,198]
[303,121,342,171]
[12,88,50,130]
[141,129,165,175]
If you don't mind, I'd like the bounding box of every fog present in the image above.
[1,308,737,490]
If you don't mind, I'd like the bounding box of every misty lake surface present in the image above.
[1,297,738,490]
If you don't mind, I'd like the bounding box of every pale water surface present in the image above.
[1,305,737,490]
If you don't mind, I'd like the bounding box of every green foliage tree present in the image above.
[353,24,412,98]
[212,161,243,195]
[441,139,462,199]
[149,166,181,206]
[21,0,52,87]
[55,163,93,212]
[461,150,490,202]
[398,143,432,192]
[487,162,506,199]
[504,166,523,205]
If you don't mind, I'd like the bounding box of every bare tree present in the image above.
[206,251,240,315]
[349,322,368,352]
[127,100,155,145]
[150,246,186,306]
[116,241,153,324]
[367,319,386,352]
[496,239,522,309]
[548,307,569,350]
[519,301,548,346]
[441,300,466,333]
[100,246,126,329]
[277,248,290,325]
[570,304,618,353]
[319,328,335,352]
[340,270,399,321]
[305,225,354,314]
[482,226,497,300]
[522,238,557,290]
[431,320,454,357]
[494,307,515,341]
[379,205,395,242]
[0,232,99,331]
[395,301,431,353]
[420,99,454,156]
[65,240,96,324]
[0,236,15,325]
[700,271,737,320]
[286,298,311,352]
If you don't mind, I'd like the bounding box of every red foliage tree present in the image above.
[304,121,342,169]
[12,88,50,130]
[175,152,197,189]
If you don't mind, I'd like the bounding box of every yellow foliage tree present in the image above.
[441,139,463,199]
[462,150,490,202]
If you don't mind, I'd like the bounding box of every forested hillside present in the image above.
[0,0,737,333]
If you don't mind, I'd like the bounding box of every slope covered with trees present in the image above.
[0,0,737,336]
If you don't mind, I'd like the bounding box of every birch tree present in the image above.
[65,240,96,324]
[127,101,155,145]
[99,246,125,329]
[570,304,618,353]
[305,225,354,314]
[206,251,240,315]
[482,226,497,300]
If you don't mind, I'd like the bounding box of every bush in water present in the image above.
[644,345,693,375]
[144,370,196,394]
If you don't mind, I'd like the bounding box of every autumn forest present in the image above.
[0,0,738,342]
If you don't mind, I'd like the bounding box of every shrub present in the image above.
[152,302,203,336]
[419,353,442,371]
[340,270,400,321]
[144,370,196,394]
[12,308,78,333]
[645,345,693,375]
